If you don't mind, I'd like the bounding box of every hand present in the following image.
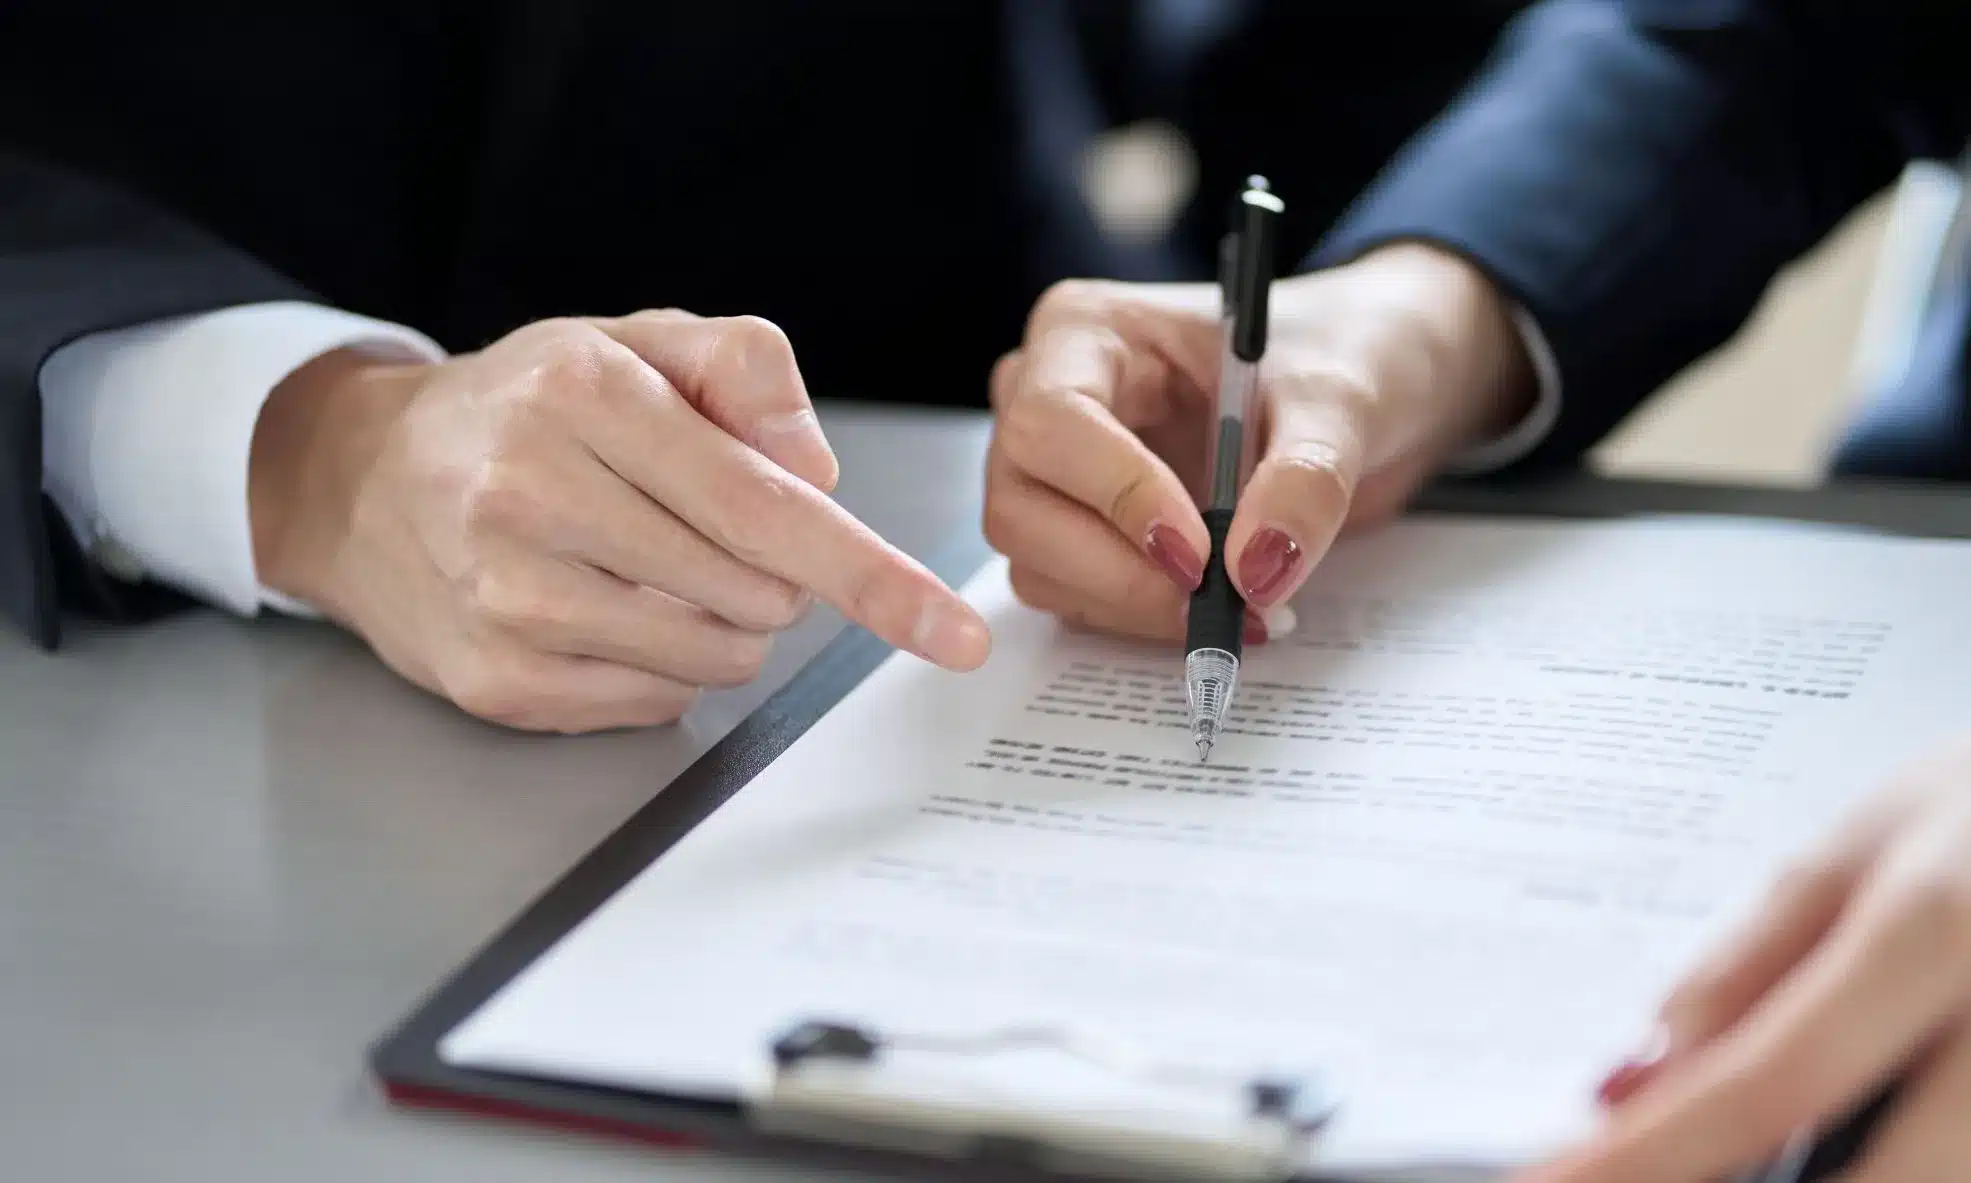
[250,311,989,733]
[983,243,1533,642]
[1523,736,1971,1182]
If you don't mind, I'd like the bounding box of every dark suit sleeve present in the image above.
[1308,0,1971,469]
[0,151,310,648]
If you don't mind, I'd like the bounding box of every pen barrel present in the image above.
[1208,360,1256,511]
[1186,509,1245,662]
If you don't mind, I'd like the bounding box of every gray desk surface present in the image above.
[1,402,993,1183]
[15,396,1971,1182]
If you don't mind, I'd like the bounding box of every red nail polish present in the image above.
[1594,1022,1673,1109]
[1146,524,1205,591]
[1238,527,1303,606]
[1243,611,1267,645]
[1595,1060,1655,1108]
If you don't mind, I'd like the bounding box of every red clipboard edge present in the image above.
[383,1078,704,1153]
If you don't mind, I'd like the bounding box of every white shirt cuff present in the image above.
[1443,301,1562,475]
[38,300,446,618]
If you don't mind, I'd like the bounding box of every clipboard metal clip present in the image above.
[750,1019,1339,1181]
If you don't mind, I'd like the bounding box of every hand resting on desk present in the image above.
[246,311,989,733]
[982,242,1534,643]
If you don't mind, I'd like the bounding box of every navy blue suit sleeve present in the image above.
[0,151,309,647]
[1309,0,1971,469]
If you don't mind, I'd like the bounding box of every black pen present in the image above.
[1185,176,1282,761]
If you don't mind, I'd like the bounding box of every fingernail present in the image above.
[1238,527,1303,606]
[1595,1025,1670,1109]
[912,598,991,670]
[1594,1061,1656,1109]
[753,409,839,490]
[1243,610,1268,645]
[1146,523,1205,591]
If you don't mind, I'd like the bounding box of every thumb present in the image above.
[594,310,840,492]
[1224,387,1365,609]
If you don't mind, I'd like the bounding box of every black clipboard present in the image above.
[371,473,1971,1182]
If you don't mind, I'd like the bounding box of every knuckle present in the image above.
[1271,442,1355,505]
[624,306,694,329]
[993,329,1124,469]
[461,567,556,635]
[509,315,588,349]
[989,350,1023,412]
[642,684,700,726]
[1031,278,1119,333]
[526,319,611,387]
[705,632,773,688]
[717,314,795,363]
[1042,324,1129,387]
[701,316,801,414]
[458,458,541,539]
[1106,467,1155,529]
[995,395,1050,467]
[707,470,797,566]
[1282,358,1379,415]
[438,657,538,730]
[746,582,810,632]
[981,489,1022,556]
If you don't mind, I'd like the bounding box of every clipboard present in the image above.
[371,473,1971,1183]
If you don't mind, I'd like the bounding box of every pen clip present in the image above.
[1228,176,1283,363]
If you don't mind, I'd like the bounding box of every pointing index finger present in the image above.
[690,451,989,670]
[581,353,989,669]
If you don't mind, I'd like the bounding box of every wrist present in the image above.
[249,348,427,611]
[1319,241,1536,451]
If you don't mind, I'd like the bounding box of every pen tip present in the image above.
[1196,739,1212,762]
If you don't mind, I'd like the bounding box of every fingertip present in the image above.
[951,620,993,671]
[1595,1022,1672,1109]
[1146,521,1206,591]
[1233,523,1308,608]
[911,595,992,671]
[1234,418,1357,606]
[1595,1060,1662,1110]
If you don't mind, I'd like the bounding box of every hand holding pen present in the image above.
[980,186,1539,690]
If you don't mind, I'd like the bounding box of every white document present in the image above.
[440,515,1971,1178]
